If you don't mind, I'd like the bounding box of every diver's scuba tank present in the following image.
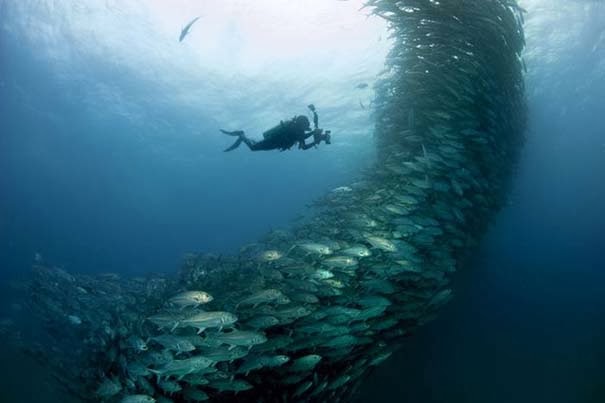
[262,120,290,140]
[262,106,317,141]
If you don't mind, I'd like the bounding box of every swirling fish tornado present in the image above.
[11,0,527,402]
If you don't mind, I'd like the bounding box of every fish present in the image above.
[322,278,345,288]
[136,378,155,396]
[237,354,290,375]
[207,330,267,349]
[289,354,322,372]
[245,315,280,329]
[67,315,82,325]
[147,313,187,332]
[95,378,122,398]
[322,334,359,349]
[289,292,319,304]
[179,16,201,42]
[208,379,253,392]
[274,306,313,323]
[199,346,248,362]
[327,374,352,390]
[369,351,393,366]
[182,374,210,385]
[179,311,238,334]
[257,250,282,262]
[148,356,214,381]
[348,214,379,228]
[358,295,391,307]
[157,379,182,394]
[298,323,345,335]
[357,305,388,320]
[236,289,289,308]
[168,291,213,309]
[150,335,196,354]
[356,83,369,89]
[126,336,148,352]
[291,242,333,255]
[332,186,353,193]
[309,269,334,280]
[364,235,398,252]
[341,245,372,258]
[120,395,156,403]
[323,256,358,269]
[322,306,361,319]
[127,362,152,378]
[182,388,209,401]
[293,381,313,397]
[429,289,453,307]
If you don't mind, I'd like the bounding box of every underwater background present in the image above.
[0,0,603,402]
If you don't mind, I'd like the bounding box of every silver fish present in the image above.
[179,16,201,42]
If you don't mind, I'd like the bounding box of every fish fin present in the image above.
[170,322,180,332]
[148,369,162,383]
[196,327,206,335]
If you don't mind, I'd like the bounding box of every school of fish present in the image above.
[4,0,527,401]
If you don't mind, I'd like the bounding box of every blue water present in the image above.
[0,2,377,279]
[1,0,604,402]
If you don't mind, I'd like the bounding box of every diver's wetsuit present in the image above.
[221,105,331,152]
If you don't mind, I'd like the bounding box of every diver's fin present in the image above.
[220,129,244,136]
[224,137,243,152]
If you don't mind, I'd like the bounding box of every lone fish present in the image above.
[179,16,201,42]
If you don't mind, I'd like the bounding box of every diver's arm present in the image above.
[311,110,319,130]
[308,104,319,129]
[298,140,316,150]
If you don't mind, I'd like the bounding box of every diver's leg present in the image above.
[241,136,264,151]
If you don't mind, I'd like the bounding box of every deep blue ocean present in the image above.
[1,0,604,402]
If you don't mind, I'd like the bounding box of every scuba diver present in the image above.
[221,104,331,152]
